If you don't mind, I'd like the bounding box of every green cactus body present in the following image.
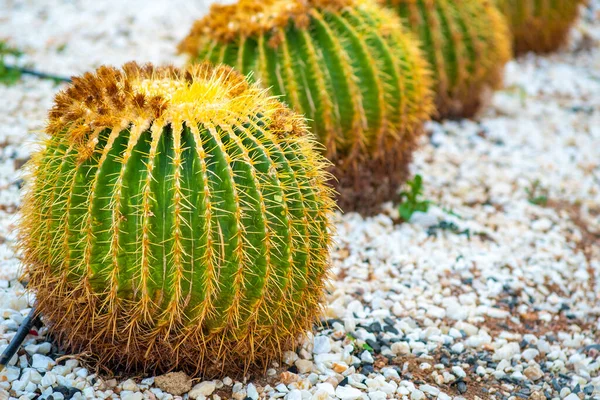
[496,0,585,55]
[385,0,512,119]
[20,62,335,376]
[178,0,434,214]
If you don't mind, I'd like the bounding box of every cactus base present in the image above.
[30,264,302,376]
[331,140,416,214]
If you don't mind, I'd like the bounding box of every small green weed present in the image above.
[398,174,432,221]
[526,179,549,206]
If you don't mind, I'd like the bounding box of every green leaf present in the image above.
[398,174,431,221]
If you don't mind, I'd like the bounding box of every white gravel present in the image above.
[0,1,599,400]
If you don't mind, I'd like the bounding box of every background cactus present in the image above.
[496,0,586,55]
[384,0,512,119]
[178,0,433,214]
[19,62,335,376]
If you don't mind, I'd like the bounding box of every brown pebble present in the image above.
[154,371,192,396]
[280,371,299,385]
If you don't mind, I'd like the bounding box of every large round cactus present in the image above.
[19,62,335,376]
[178,0,433,214]
[496,0,585,55]
[384,0,512,119]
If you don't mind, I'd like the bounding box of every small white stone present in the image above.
[276,383,289,393]
[313,336,331,354]
[486,308,509,319]
[24,344,39,355]
[360,350,374,364]
[19,354,28,368]
[451,343,464,354]
[493,342,520,361]
[522,348,540,361]
[121,392,144,400]
[442,372,455,384]
[51,392,65,400]
[285,389,302,400]
[452,366,466,378]
[22,369,42,385]
[368,390,387,400]
[391,342,410,356]
[410,389,425,400]
[121,379,137,391]
[189,381,216,399]
[449,328,463,339]
[0,367,19,383]
[426,306,446,319]
[314,353,341,363]
[82,387,95,399]
[316,383,335,396]
[511,371,525,381]
[335,385,362,400]
[420,384,439,396]
[563,394,580,400]
[382,368,400,380]
[532,218,552,232]
[75,368,88,379]
[311,389,329,400]
[307,373,319,385]
[560,388,571,398]
[11,379,26,392]
[524,366,543,381]
[36,342,51,355]
[223,377,233,386]
[246,383,258,400]
[283,351,299,366]
[31,354,55,370]
[295,359,313,374]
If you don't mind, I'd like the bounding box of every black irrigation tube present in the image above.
[0,307,39,372]
[6,65,72,83]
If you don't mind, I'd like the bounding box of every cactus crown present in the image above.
[21,62,335,376]
[49,62,304,146]
[180,0,354,46]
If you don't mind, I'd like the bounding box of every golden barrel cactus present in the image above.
[384,0,512,119]
[178,0,434,214]
[19,62,335,376]
[496,0,586,55]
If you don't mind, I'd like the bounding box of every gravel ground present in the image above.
[1,1,599,400]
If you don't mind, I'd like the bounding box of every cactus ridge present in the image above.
[20,62,335,376]
[179,0,434,213]
[496,0,585,55]
[386,0,512,119]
